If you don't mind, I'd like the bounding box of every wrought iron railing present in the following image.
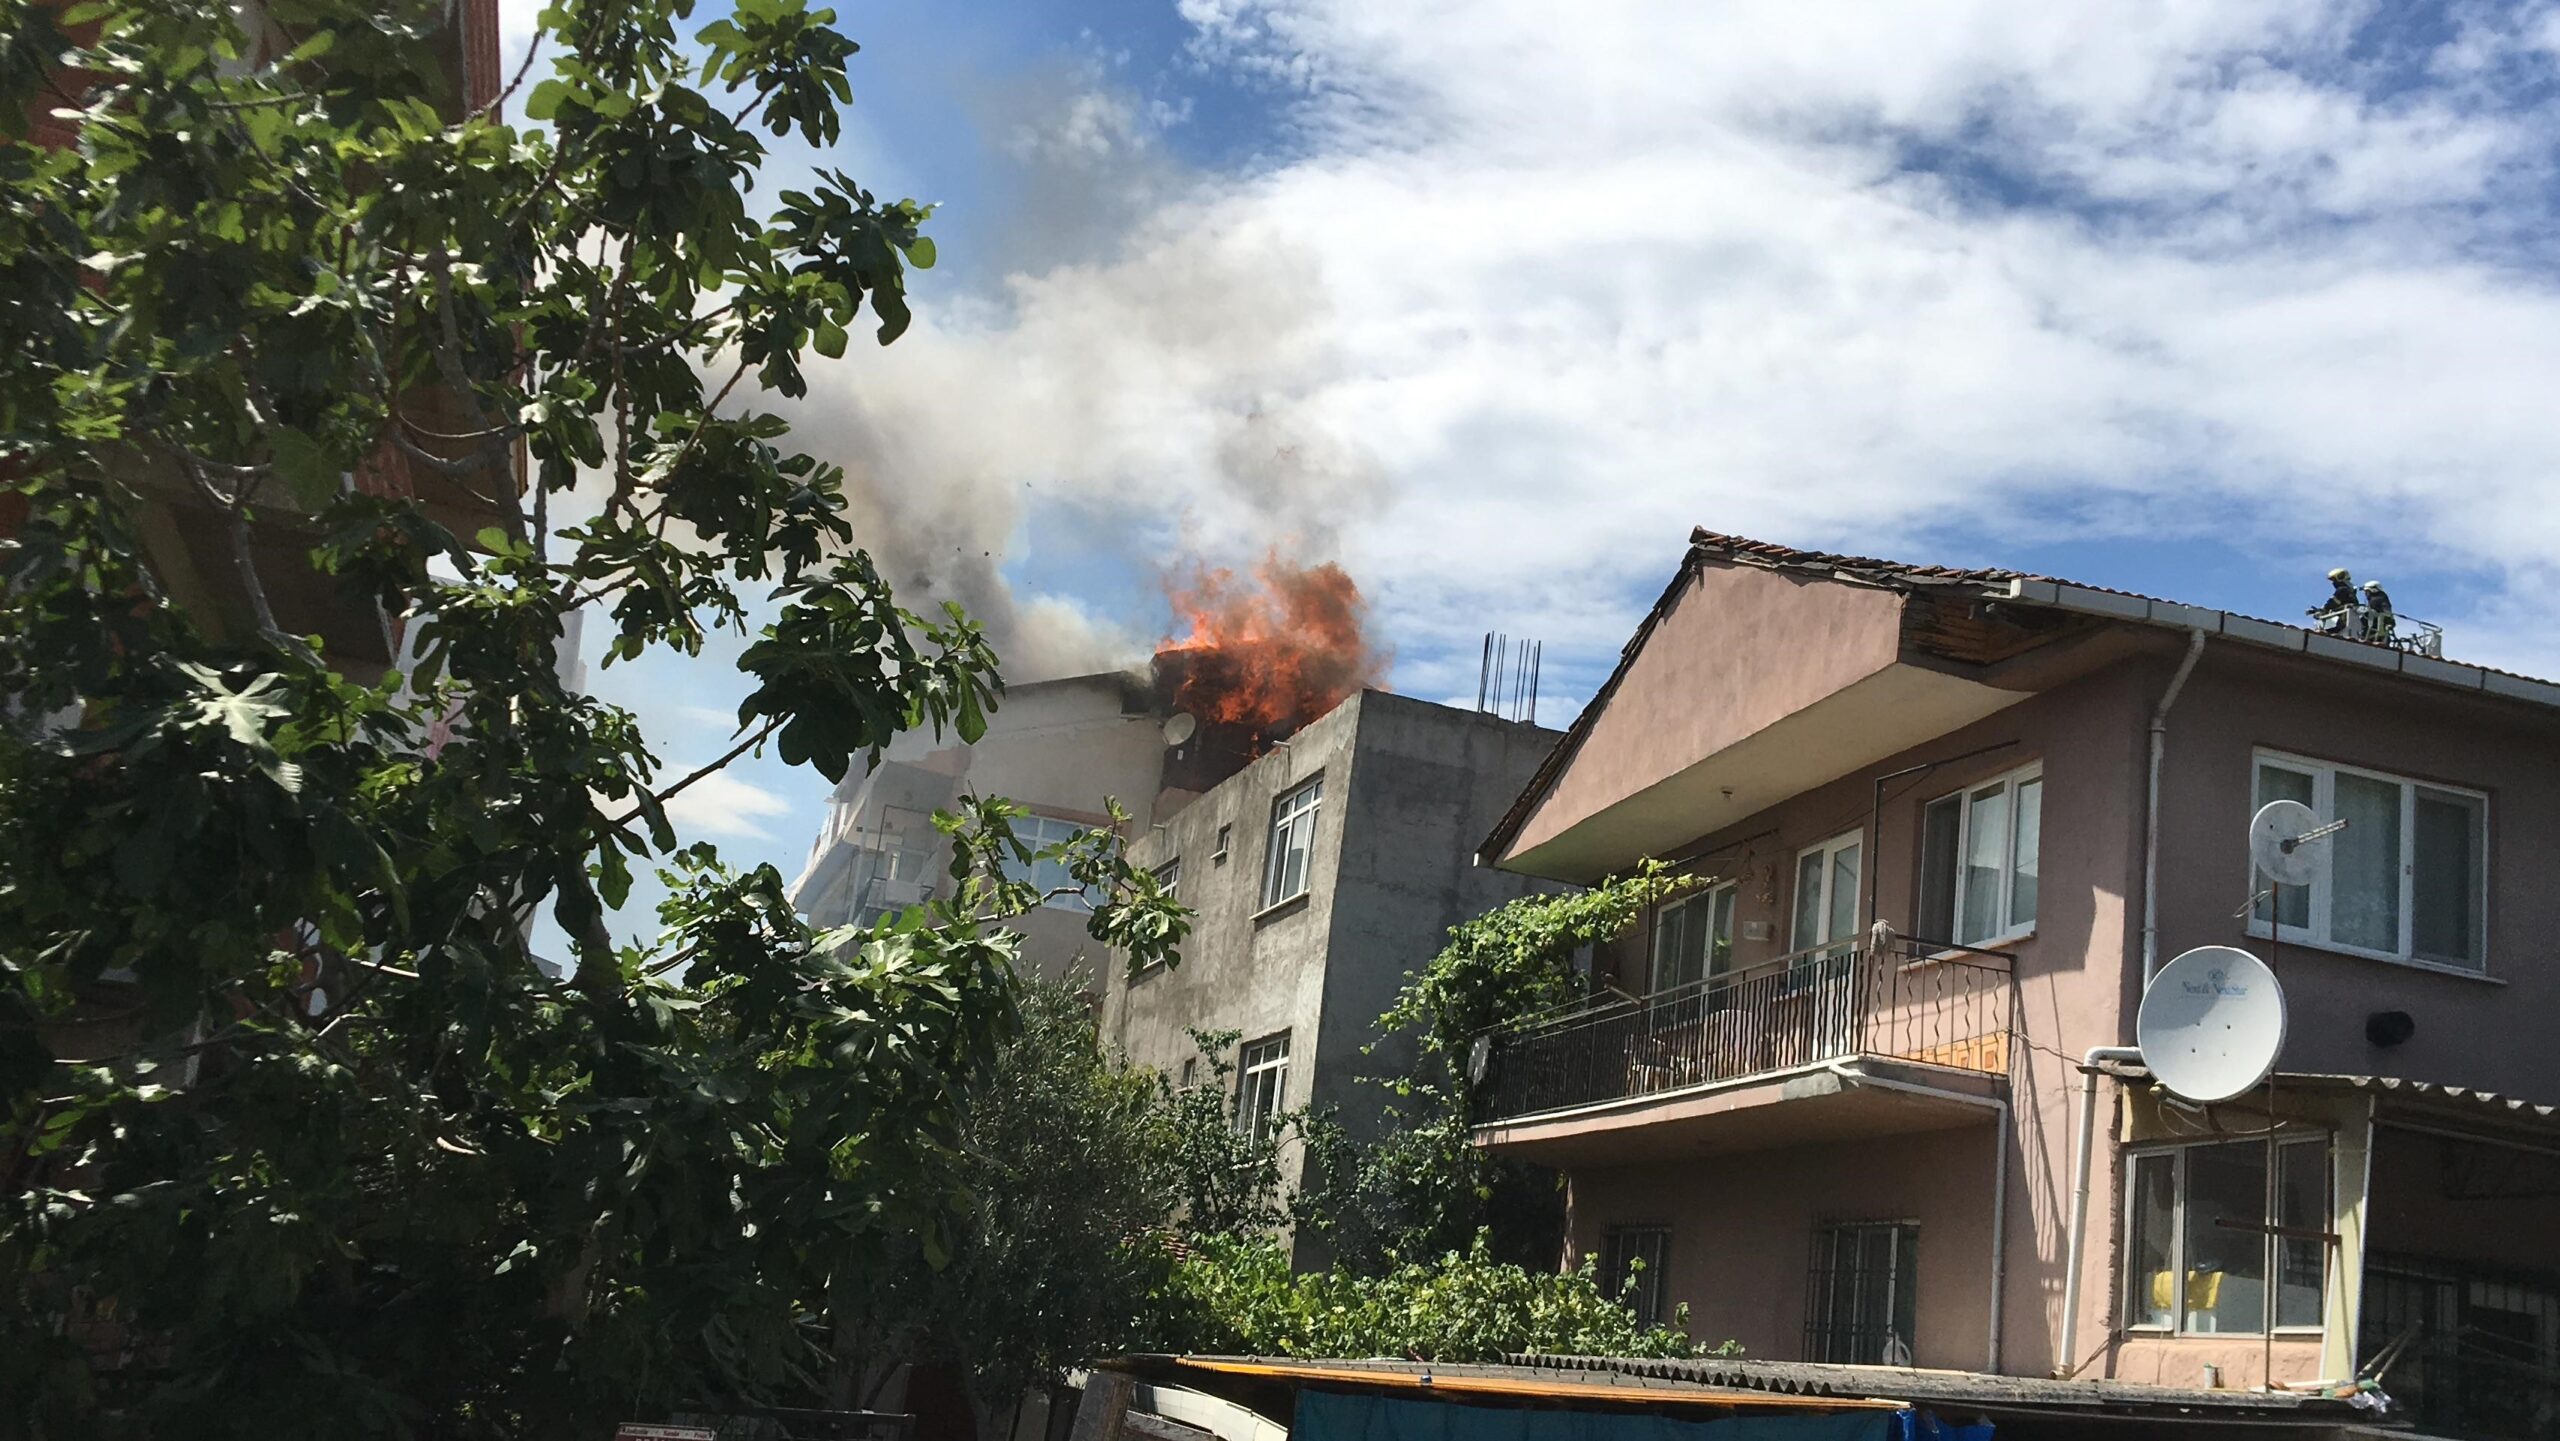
[1478,938,2013,1124]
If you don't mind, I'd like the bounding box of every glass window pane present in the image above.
[2184,1143,2271,1334]
[2332,774,2403,952]
[1960,784,2008,943]
[1794,850,1824,950]
[2009,777,2042,930]
[1919,795,1961,942]
[2412,789,2484,968]
[1707,887,1737,980]
[2254,764,2314,930]
[2276,1142,2327,1328]
[2127,1154,2179,1328]
[1650,902,1686,993]
[1828,842,1860,945]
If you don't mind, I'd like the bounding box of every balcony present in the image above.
[1474,939,2014,1163]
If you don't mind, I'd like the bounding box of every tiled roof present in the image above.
[1479,526,2560,868]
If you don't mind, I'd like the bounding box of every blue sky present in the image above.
[508,0,2560,947]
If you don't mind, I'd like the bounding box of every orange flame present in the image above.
[1157,552,1385,744]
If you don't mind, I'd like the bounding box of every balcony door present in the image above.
[1650,882,1737,997]
[1791,831,1862,978]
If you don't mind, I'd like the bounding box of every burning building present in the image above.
[791,555,1397,981]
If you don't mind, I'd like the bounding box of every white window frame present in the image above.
[2122,1136,2331,1337]
[1261,776,1324,909]
[1649,881,1738,995]
[2246,749,2489,975]
[1920,762,2042,948]
[1235,1031,1290,1139]
[1011,814,1095,913]
[1789,831,1864,990]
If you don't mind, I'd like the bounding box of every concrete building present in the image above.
[1099,690,1562,1256]
[1472,529,2559,1438]
[791,669,1193,982]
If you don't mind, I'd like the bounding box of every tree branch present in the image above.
[610,717,782,827]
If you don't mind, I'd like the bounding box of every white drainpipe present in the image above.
[1826,1062,2009,1373]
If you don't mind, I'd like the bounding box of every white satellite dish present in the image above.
[2137,946,2287,1104]
[2249,799,2324,889]
[1162,711,1198,747]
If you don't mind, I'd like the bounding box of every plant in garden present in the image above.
[1300,863,1696,1273]
[1159,1233,1708,1362]
[0,1,1182,1435]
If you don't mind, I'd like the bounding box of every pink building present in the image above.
[1475,530,2559,1437]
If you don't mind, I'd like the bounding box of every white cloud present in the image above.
[660,770,794,843]
[792,0,2560,695]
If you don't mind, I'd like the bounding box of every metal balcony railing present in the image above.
[2307,602,2443,658]
[1477,938,2014,1125]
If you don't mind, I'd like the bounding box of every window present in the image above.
[1154,857,1182,902]
[1213,823,1232,864]
[1601,1226,1672,1328]
[1007,814,1095,912]
[1650,882,1737,994]
[1805,1221,1918,1364]
[1262,776,1324,908]
[2125,1138,2328,1334]
[1790,831,1862,985]
[1918,764,2042,946]
[2250,752,2486,971]
[1178,1057,1200,1091]
[1235,1032,1290,1139]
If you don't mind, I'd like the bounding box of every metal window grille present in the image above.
[1601,1226,1672,1328]
[1236,1032,1289,1139]
[1805,1221,1918,1364]
[2362,1251,2560,1441]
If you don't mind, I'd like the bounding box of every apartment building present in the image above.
[1100,690,1561,1259]
[1473,530,2558,1438]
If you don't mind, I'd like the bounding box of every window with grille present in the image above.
[1805,1221,1918,1364]
[1262,776,1324,908]
[1601,1225,1672,1328]
[1235,1032,1290,1139]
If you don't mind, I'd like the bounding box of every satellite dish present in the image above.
[1162,711,1198,747]
[2249,799,2323,888]
[2137,946,2287,1104]
[1467,1034,1494,1087]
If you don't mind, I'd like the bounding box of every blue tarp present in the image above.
[1291,1389,1904,1441]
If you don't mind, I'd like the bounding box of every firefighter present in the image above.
[2362,579,2396,644]
[2311,568,2357,634]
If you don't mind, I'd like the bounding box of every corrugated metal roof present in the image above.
[1143,1355,2367,1421]
[2285,1073,2560,1127]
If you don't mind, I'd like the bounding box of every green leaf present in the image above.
[270,427,338,509]
[904,235,936,270]
[525,78,572,120]
[812,322,847,359]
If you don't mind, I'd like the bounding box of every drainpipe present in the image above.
[2142,628,2210,980]
[1825,1063,2009,1372]
[2056,1046,2146,1379]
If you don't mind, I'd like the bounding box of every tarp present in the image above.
[1293,1390,1902,1441]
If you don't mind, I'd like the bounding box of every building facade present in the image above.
[1474,530,2558,1435]
[1100,690,1562,1256]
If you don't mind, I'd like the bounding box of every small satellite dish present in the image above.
[2137,946,2287,1104]
[2249,799,2324,888]
[1467,1034,1494,1087]
[1162,711,1198,747]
